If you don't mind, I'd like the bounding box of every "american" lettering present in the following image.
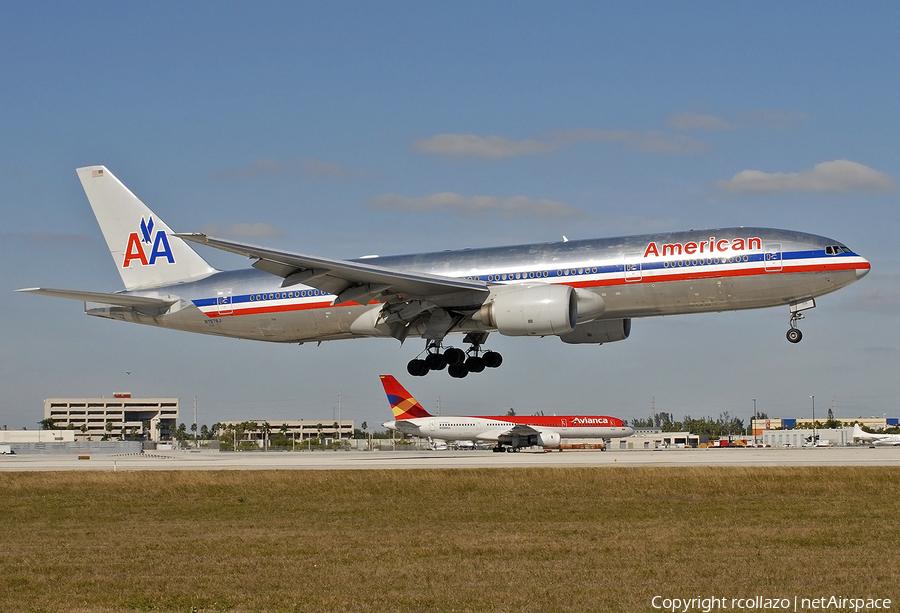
[643,237,762,259]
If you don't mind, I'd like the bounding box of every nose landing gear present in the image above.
[786,298,815,344]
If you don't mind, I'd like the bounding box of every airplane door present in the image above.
[216,289,233,315]
[430,419,436,432]
[624,255,642,282]
[562,419,568,431]
[764,243,782,272]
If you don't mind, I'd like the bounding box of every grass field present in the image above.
[1,467,898,612]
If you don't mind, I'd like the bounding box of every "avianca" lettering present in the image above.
[571,417,611,425]
[643,236,761,259]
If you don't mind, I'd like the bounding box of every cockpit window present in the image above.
[825,245,853,255]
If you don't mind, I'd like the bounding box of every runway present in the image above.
[2,446,898,471]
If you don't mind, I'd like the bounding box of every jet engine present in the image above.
[534,431,561,448]
[474,285,577,336]
[559,319,632,344]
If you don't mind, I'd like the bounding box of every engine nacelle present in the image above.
[349,304,390,337]
[475,284,576,336]
[574,288,605,323]
[559,318,632,344]
[534,431,561,448]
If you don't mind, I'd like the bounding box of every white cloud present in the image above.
[213,158,291,178]
[415,129,707,158]
[717,160,896,193]
[850,273,900,314]
[367,192,581,218]
[737,109,810,130]
[212,158,379,179]
[668,112,735,131]
[9,232,93,245]
[414,134,558,158]
[554,128,709,154]
[201,223,284,239]
[668,109,808,131]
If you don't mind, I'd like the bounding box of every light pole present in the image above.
[810,395,816,447]
[752,398,757,447]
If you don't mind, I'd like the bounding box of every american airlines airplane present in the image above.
[380,374,634,451]
[18,166,870,378]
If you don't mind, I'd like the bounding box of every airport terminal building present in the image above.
[44,393,179,442]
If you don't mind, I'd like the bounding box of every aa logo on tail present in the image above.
[123,217,175,267]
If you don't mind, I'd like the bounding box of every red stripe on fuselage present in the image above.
[566,259,868,289]
[466,416,627,428]
[198,258,867,317]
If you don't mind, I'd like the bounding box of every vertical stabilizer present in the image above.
[76,166,217,290]
[379,375,433,419]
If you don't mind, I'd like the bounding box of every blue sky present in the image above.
[2,2,898,430]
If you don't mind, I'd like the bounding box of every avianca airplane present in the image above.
[852,424,900,446]
[18,166,870,378]
[380,374,633,451]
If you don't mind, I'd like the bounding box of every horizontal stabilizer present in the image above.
[16,287,178,308]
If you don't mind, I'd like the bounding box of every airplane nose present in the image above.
[857,260,871,280]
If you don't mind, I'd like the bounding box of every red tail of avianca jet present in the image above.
[380,375,633,452]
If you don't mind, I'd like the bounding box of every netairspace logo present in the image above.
[651,595,892,613]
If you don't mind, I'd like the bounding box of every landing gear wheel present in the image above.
[465,356,485,373]
[424,352,446,371]
[786,328,803,344]
[443,347,466,366]
[482,351,503,368]
[448,363,469,378]
[407,359,429,376]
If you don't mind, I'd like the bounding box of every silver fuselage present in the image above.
[87,227,870,344]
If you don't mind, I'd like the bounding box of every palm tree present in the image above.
[261,422,271,451]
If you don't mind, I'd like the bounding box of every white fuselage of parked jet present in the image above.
[853,424,900,446]
[379,374,632,451]
[384,415,634,447]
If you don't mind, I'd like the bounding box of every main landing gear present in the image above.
[407,334,503,379]
[492,444,519,453]
[786,298,815,344]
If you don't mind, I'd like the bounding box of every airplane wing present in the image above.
[509,424,542,436]
[16,287,178,309]
[175,233,489,309]
[481,423,544,439]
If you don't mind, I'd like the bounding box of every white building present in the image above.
[762,428,852,448]
[0,430,76,443]
[44,393,179,442]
